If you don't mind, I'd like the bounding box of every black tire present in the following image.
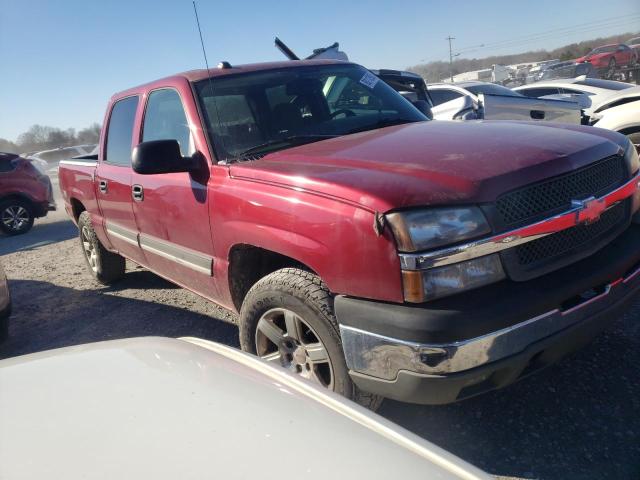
[0,198,34,235]
[78,211,125,284]
[239,268,383,410]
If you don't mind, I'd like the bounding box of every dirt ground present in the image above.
[1,192,639,480]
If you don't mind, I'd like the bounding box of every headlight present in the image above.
[624,137,639,174]
[386,207,491,252]
[402,254,505,302]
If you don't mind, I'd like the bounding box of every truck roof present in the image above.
[111,59,348,100]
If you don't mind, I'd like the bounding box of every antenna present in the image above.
[192,1,229,163]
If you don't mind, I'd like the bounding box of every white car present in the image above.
[0,337,490,480]
[513,77,634,108]
[428,81,580,123]
[587,86,640,148]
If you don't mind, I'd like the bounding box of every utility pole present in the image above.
[446,36,455,82]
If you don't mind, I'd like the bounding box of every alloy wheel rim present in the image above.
[81,226,98,272]
[255,308,334,390]
[2,206,29,231]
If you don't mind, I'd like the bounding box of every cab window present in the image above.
[105,96,139,166]
[142,89,194,156]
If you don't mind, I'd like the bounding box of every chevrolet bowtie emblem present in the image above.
[572,197,607,225]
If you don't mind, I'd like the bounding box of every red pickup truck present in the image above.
[59,60,640,407]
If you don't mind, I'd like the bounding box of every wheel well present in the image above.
[228,244,315,311]
[0,194,34,208]
[70,198,86,221]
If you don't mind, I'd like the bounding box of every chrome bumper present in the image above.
[340,262,640,381]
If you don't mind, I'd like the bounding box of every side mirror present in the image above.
[412,100,433,120]
[132,140,195,175]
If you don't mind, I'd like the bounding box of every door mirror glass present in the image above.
[132,140,194,175]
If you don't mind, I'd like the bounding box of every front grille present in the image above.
[500,200,630,281]
[515,201,627,265]
[496,155,626,227]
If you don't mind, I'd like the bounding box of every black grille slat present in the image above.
[496,155,626,227]
[515,202,626,266]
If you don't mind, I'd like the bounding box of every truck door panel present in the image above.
[96,96,146,264]
[131,87,217,299]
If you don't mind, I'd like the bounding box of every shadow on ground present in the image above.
[0,278,239,360]
[379,307,640,480]
[0,220,77,255]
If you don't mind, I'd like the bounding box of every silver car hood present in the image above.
[0,337,488,480]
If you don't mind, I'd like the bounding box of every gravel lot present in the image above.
[1,182,639,480]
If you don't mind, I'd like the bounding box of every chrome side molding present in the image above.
[104,221,213,276]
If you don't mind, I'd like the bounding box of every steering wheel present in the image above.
[330,109,356,118]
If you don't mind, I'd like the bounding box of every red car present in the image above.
[59,60,640,406]
[576,43,637,69]
[0,152,55,235]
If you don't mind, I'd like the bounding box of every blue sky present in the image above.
[1,0,639,142]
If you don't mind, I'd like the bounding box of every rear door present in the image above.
[96,95,146,263]
[131,87,217,299]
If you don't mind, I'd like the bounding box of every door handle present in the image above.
[530,110,545,120]
[99,180,108,193]
[132,184,144,202]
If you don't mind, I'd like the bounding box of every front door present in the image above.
[131,87,217,299]
[96,95,146,264]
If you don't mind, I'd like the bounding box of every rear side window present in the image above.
[519,87,561,98]
[105,96,139,166]
[142,89,194,156]
[430,89,464,106]
[0,153,18,173]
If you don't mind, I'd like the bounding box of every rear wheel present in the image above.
[239,268,383,410]
[0,199,34,235]
[78,211,125,284]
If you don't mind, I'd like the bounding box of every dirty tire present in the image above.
[0,198,34,235]
[239,268,384,410]
[78,211,125,284]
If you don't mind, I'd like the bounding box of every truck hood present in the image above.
[229,121,626,212]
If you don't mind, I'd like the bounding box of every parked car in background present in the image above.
[0,337,490,480]
[0,152,55,235]
[587,86,640,148]
[576,44,637,69]
[525,60,561,84]
[59,60,640,407]
[540,61,598,80]
[428,81,580,122]
[0,261,10,341]
[513,77,634,108]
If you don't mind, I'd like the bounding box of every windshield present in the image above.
[464,83,522,97]
[195,64,426,160]
[589,45,617,54]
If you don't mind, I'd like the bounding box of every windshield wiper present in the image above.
[234,134,338,161]
[348,118,414,135]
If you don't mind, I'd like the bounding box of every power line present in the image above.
[456,14,640,54]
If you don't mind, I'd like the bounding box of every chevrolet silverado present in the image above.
[59,60,640,407]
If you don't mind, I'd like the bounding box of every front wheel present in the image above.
[239,268,383,410]
[78,211,125,284]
